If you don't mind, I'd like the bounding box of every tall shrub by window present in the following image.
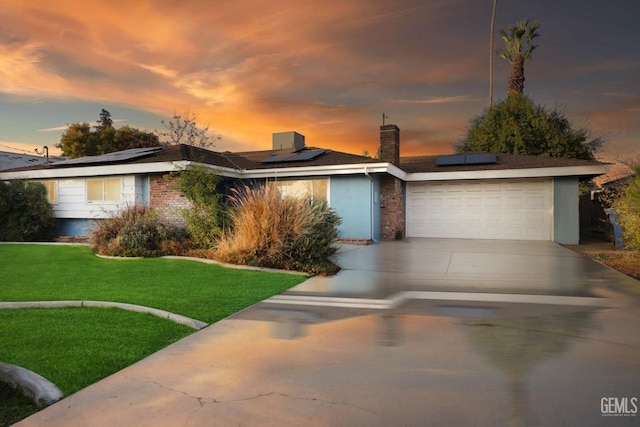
[172,165,226,248]
[34,180,58,203]
[0,180,55,241]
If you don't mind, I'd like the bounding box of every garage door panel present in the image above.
[526,195,549,209]
[407,179,551,240]
[485,196,502,208]
[505,196,524,209]
[430,183,446,193]
[464,196,483,208]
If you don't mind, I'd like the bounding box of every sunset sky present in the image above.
[0,0,638,160]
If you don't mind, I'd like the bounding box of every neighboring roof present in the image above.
[401,152,605,173]
[592,161,635,188]
[0,151,64,171]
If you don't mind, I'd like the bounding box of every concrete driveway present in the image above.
[16,239,640,426]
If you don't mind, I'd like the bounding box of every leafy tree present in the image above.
[114,125,162,151]
[159,110,219,149]
[56,110,160,158]
[0,180,55,241]
[498,19,541,96]
[95,108,113,133]
[58,123,99,158]
[456,94,603,160]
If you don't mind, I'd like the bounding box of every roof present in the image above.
[401,152,605,173]
[235,147,378,169]
[592,162,636,188]
[4,144,378,173]
[0,151,64,171]
[0,145,610,181]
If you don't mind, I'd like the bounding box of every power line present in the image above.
[0,143,41,156]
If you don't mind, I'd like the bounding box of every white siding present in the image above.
[53,175,145,219]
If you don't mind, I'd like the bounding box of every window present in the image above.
[270,179,328,202]
[87,178,122,202]
[34,180,57,203]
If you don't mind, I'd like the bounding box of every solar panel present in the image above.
[260,154,294,163]
[435,153,498,166]
[259,149,326,164]
[58,146,163,166]
[288,149,326,161]
[435,155,466,166]
[464,153,497,165]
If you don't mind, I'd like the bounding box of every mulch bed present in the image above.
[564,240,640,281]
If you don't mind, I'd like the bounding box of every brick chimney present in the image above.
[378,124,404,240]
[379,124,400,166]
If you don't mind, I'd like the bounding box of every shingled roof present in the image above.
[401,153,606,173]
[2,144,608,179]
[4,144,379,173]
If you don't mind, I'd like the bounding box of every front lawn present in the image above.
[0,244,306,324]
[0,244,306,425]
[0,308,193,395]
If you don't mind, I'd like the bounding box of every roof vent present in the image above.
[272,131,305,150]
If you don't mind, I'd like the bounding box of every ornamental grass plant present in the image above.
[215,185,341,275]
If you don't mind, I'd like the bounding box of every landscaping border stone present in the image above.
[0,362,63,407]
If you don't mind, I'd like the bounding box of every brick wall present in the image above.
[379,124,405,240]
[380,175,405,240]
[149,173,190,227]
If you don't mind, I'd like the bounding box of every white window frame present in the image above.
[86,177,123,203]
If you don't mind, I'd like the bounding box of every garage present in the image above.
[406,179,552,240]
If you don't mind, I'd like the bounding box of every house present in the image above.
[0,125,610,244]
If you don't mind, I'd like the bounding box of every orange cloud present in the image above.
[0,0,637,160]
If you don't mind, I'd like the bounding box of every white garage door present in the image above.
[406,179,552,240]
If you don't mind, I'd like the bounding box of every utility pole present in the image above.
[489,0,498,110]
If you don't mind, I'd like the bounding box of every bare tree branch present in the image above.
[159,109,220,149]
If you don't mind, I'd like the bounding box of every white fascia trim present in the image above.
[0,161,241,180]
[0,162,399,181]
[405,164,611,181]
[240,162,396,179]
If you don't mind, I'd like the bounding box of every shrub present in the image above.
[172,165,226,248]
[89,205,188,257]
[0,180,55,241]
[215,185,341,275]
[613,168,640,250]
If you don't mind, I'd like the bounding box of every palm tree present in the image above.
[497,19,541,96]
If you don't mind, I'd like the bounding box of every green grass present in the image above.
[0,244,307,425]
[0,381,40,427]
[0,308,193,395]
[0,244,306,324]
